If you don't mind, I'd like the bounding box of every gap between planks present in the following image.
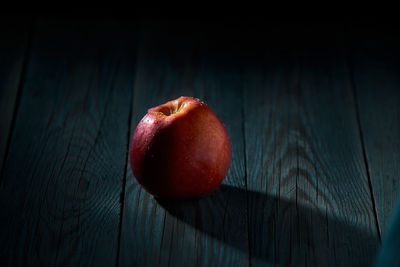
[0,17,35,185]
[345,37,382,241]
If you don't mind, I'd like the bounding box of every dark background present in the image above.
[0,10,399,267]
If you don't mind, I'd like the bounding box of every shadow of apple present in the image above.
[156,184,379,266]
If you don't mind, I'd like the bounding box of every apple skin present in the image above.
[130,96,232,199]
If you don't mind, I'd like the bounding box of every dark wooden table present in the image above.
[1,16,399,267]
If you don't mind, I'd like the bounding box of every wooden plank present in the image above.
[119,21,249,267]
[0,18,136,266]
[0,16,31,179]
[350,25,400,235]
[375,194,400,265]
[243,24,380,266]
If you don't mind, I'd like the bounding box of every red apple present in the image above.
[130,96,232,199]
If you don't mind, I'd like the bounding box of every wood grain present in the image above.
[0,19,136,266]
[119,21,249,267]
[243,25,380,266]
[350,25,400,235]
[0,16,31,179]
